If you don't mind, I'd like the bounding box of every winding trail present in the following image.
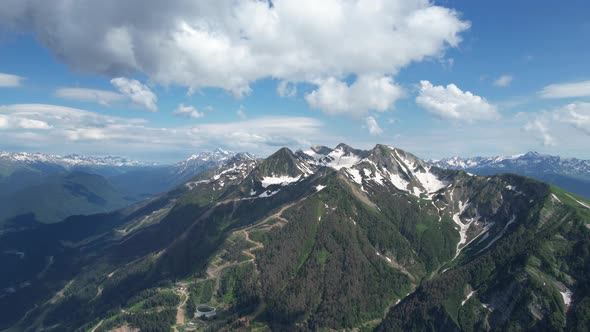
[171,197,306,329]
[173,287,189,332]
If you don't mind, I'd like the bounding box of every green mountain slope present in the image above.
[1,144,588,332]
[0,171,133,226]
[377,187,590,331]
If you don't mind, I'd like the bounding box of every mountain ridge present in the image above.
[1,143,589,331]
[430,151,590,199]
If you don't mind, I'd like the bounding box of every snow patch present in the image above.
[260,175,301,188]
[384,169,410,191]
[566,194,590,210]
[550,193,562,204]
[413,168,447,193]
[185,180,209,190]
[325,147,361,170]
[461,291,476,306]
[315,184,327,192]
[452,200,472,259]
[346,168,363,185]
[560,287,573,307]
[392,149,447,197]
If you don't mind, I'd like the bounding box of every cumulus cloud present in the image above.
[538,80,590,99]
[110,77,158,112]
[173,103,204,119]
[416,80,499,122]
[306,75,403,116]
[0,0,469,112]
[277,81,297,98]
[55,87,125,106]
[365,116,383,136]
[0,73,25,87]
[493,75,513,87]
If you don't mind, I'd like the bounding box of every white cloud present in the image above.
[306,75,403,116]
[18,118,52,130]
[524,119,555,146]
[538,80,590,99]
[0,0,469,103]
[173,103,204,119]
[0,73,25,87]
[522,102,590,147]
[0,115,9,129]
[416,80,499,122]
[188,116,323,149]
[56,79,157,111]
[493,75,513,87]
[55,87,125,106]
[365,116,383,136]
[0,109,53,130]
[0,103,329,159]
[110,77,158,112]
[553,102,590,135]
[277,81,297,98]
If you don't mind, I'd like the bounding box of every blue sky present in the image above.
[0,0,589,163]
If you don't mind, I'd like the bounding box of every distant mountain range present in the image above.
[430,151,590,198]
[2,143,589,331]
[0,151,156,176]
[0,149,256,226]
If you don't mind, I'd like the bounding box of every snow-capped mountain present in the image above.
[0,151,154,168]
[430,151,590,198]
[430,151,590,176]
[226,143,453,201]
[294,143,450,198]
[173,148,256,179]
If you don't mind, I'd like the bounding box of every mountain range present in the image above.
[0,149,255,227]
[430,152,590,199]
[1,144,589,331]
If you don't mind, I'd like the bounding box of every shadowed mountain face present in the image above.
[430,152,590,199]
[1,144,589,331]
